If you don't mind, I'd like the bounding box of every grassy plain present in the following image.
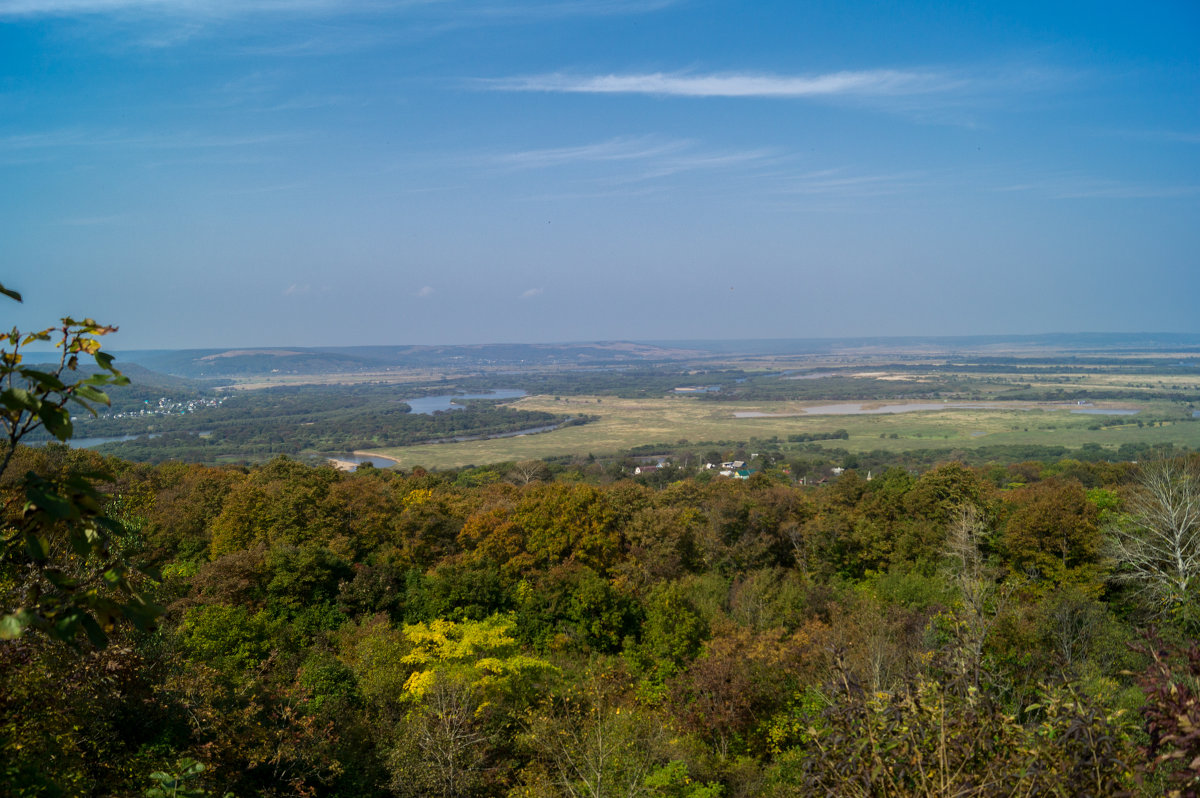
[368,395,1200,469]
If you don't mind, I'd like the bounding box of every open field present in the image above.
[367,395,1200,469]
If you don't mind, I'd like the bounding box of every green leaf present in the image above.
[72,384,110,404]
[0,387,40,413]
[0,612,29,640]
[26,481,76,520]
[23,533,50,561]
[0,283,22,303]
[16,368,65,391]
[45,569,80,589]
[39,404,73,441]
[137,562,164,581]
[79,614,109,649]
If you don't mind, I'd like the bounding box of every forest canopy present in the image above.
[4,439,1200,796]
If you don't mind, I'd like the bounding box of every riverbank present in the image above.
[327,452,401,471]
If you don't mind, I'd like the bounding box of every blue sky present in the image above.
[2,0,1197,349]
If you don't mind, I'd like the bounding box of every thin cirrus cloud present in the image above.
[519,287,543,299]
[0,0,427,17]
[0,128,297,152]
[493,137,688,170]
[776,168,929,198]
[490,136,781,184]
[0,0,680,20]
[998,178,1200,200]
[480,69,965,99]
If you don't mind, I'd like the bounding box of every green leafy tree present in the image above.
[145,758,232,798]
[517,667,675,798]
[0,283,159,646]
[628,581,708,691]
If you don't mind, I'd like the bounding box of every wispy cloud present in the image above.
[494,137,688,170]
[479,62,1074,128]
[256,94,360,111]
[0,0,417,18]
[776,168,928,198]
[480,69,963,99]
[996,174,1200,200]
[0,127,300,153]
[416,285,435,297]
[516,185,668,202]
[489,136,782,185]
[56,213,129,226]
[0,0,680,21]
[283,282,311,296]
[1103,128,1200,145]
[628,147,780,182]
[455,0,681,22]
[519,287,543,299]
[217,181,308,196]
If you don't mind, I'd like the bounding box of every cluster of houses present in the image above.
[634,456,865,484]
[96,395,225,422]
[634,457,757,479]
[709,459,754,479]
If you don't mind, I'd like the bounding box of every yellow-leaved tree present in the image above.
[338,613,556,798]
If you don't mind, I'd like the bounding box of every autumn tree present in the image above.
[1002,478,1103,588]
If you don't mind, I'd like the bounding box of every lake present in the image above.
[404,389,527,415]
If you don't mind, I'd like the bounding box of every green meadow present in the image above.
[368,395,1200,469]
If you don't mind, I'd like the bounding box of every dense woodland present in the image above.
[5,440,1200,797]
[96,399,593,464]
[24,381,593,464]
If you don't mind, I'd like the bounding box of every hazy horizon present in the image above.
[93,330,1200,360]
[4,1,1198,350]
